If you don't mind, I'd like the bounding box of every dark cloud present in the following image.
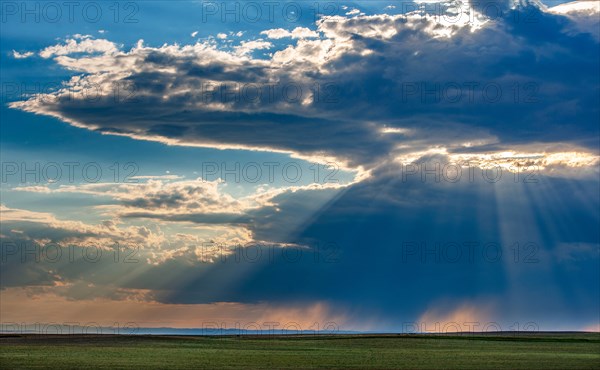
[12,3,599,167]
[3,160,598,326]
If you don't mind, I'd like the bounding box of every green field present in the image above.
[1,333,599,369]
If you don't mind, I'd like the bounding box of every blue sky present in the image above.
[1,0,599,333]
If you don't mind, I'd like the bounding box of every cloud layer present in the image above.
[3,0,599,331]
[10,1,599,170]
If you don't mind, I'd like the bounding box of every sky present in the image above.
[0,0,599,334]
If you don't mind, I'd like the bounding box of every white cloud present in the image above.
[234,39,273,55]
[549,0,600,14]
[0,204,167,250]
[261,27,319,39]
[39,38,118,59]
[548,0,600,40]
[393,147,600,176]
[260,28,293,39]
[12,50,34,59]
[2,169,344,264]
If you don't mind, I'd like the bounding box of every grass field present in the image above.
[1,333,599,369]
